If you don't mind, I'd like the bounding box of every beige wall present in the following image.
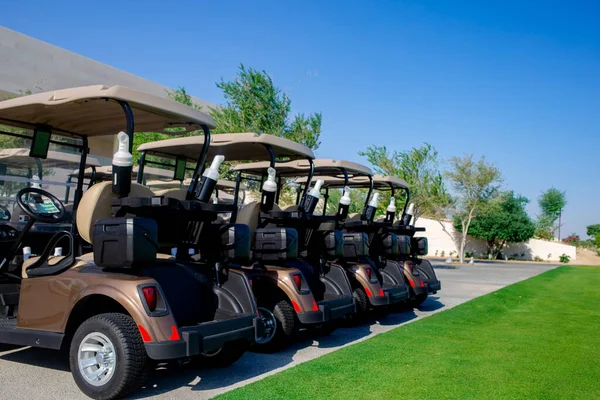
[415,217,576,261]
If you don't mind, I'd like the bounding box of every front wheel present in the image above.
[69,313,149,400]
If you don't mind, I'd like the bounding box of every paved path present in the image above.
[0,261,557,399]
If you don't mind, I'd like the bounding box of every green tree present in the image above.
[537,188,567,240]
[211,64,322,150]
[325,188,368,216]
[359,142,451,222]
[446,154,503,263]
[586,224,600,239]
[458,191,535,258]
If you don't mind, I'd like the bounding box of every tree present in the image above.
[446,154,502,263]
[359,143,451,222]
[459,191,535,258]
[538,188,567,240]
[210,64,322,150]
[586,224,600,239]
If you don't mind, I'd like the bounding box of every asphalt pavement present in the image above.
[0,261,557,399]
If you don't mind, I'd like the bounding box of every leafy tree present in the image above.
[325,188,369,216]
[586,224,600,239]
[211,64,322,150]
[562,233,580,247]
[459,191,535,258]
[446,154,502,263]
[537,188,567,239]
[359,142,451,222]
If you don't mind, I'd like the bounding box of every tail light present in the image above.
[142,287,157,312]
[292,274,302,290]
[248,278,253,287]
[379,288,385,297]
[365,268,372,280]
[408,262,414,272]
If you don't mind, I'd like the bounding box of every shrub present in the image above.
[596,250,600,257]
[562,234,580,246]
[465,252,473,258]
[536,230,554,241]
[559,254,571,263]
[441,251,445,258]
[534,256,543,262]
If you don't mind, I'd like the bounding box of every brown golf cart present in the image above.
[309,174,441,306]
[0,85,263,400]
[236,159,410,317]
[137,133,355,350]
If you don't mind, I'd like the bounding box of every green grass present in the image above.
[218,266,600,400]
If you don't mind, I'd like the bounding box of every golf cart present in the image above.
[236,159,410,317]
[0,85,263,400]
[137,133,355,351]
[311,174,440,306]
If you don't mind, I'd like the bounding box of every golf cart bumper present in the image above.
[369,285,409,306]
[297,295,354,324]
[425,279,441,294]
[144,314,264,360]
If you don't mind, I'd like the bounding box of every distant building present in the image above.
[0,26,215,160]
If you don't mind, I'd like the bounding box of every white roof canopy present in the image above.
[0,148,100,169]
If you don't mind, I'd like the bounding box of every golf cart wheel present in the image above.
[253,299,296,353]
[70,313,149,400]
[412,293,428,307]
[312,322,336,337]
[187,340,248,368]
[353,287,369,315]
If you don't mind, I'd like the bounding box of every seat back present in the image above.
[154,188,187,201]
[236,201,261,245]
[76,181,154,244]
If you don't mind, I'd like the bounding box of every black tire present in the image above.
[187,340,248,369]
[353,287,369,316]
[412,293,428,307]
[312,322,336,337]
[69,313,149,400]
[253,298,297,353]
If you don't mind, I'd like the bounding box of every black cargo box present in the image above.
[343,232,370,259]
[412,236,428,256]
[254,228,299,261]
[221,224,251,261]
[93,217,158,268]
[381,233,399,258]
[397,235,411,255]
[324,230,344,259]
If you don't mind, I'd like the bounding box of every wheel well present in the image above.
[253,280,290,305]
[64,295,130,339]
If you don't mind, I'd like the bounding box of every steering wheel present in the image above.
[0,205,10,222]
[16,187,66,224]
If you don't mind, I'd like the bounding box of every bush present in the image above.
[534,256,544,262]
[465,252,473,258]
[535,230,555,241]
[559,254,571,263]
[596,250,600,257]
[441,251,445,258]
[563,234,580,246]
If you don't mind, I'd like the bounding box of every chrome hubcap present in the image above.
[256,307,277,344]
[78,332,117,386]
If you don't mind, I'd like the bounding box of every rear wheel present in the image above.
[352,287,369,316]
[69,313,149,400]
[253,299,296,353]
[187,340,247,368]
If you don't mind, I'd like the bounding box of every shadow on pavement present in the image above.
[417,296,445,312]
[0,346,70,372]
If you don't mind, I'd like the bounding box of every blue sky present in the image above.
[2,0,599,237]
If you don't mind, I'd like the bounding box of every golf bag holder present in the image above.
[411,236,428,256]
[253,228,299,262]
[381,233,399,258]
[93,217,158,268]
[322,230,344,259]
[397,235,411,256]
[342,232,370,259]
[220,224,252,262]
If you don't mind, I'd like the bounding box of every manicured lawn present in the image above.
[218,266,600,400]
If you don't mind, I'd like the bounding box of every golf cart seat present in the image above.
[76,181,155,244]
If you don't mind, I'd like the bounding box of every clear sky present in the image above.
[2,0,599,237]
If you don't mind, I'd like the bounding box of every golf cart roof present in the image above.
[137,132,315,162]
[232,159,372,177]
[0,85,215,137]
[298,174,409,190]
[71,165,174,181]
[0,148,101,169]
[145,179,246,191]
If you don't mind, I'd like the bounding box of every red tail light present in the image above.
[420,281,425,287]
[408,262,414,272]
[365,268,372,280]
[365,288,373,297]
[142,287,157,312]
[170,326,180,341]
[248,278,253,287]
[379,288,385,297]
[292,274,302,290]
[312,301,319,311]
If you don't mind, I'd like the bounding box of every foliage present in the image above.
[534,255,544,262]
[586,224,600,239]
[562,233,580,247]
[539,188,567,219]
[359,142,451,222]
[597,235,600,248]
[210,64,322,150]
[534,226,555,241]
[457,191,535,259]
[446,154,502,263]
[325,188,368,216]
[559,254,571,263]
